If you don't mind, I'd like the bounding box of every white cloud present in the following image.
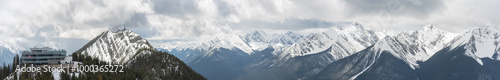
[342,0,445,18]
[0,25,36,38]
[144,14,234,41]
[0,0,153,39]
[428,0,500,32]
[58,27,108,39]
[0,0,499,46]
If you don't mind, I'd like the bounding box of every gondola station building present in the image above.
[20,47,66,65]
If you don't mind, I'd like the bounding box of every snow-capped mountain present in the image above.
[162,30,305,53]
[158,30,305,80]
[159,30,304,62]
[243,30,304,54]
[278,22,379,60]
[156,22,499,80]
[186,30,305,62]
[375,30,397,39]
[0,38,64,65]
[308,25,458,79]
[416,26,500,80]
[373,25,457,69]
[60,28,206,79]
[237,22,384,79]
[448,26,500,61]
[0,39,30,65]
[75,27,153,64]
[308,45,418,80]
[159,22,390,80]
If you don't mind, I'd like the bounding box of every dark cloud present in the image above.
[118,13,150,27]
[1,0,498,43]
[65,0,152,28]
[212,0,232,17]
[151,0,200,18]
[343,0,445,18]
[232,18,338,30]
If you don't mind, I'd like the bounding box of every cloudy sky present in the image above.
[1,0,499,52]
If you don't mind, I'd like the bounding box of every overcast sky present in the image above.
[1,0,499,52]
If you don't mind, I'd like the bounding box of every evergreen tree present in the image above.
[1,63,6,79]
[98,74,103,80]
[60,71,71,80]
[20,72,33,80]
[0,64,3,79]
[13,71,17,80]
[72,72,77,80]
[70,48,206,80]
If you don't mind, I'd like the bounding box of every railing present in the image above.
[21,56,65,59]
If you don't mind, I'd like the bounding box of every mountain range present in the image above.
[159,22,500,80]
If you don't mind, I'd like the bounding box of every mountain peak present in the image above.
[351,21,365,30]
[76,29,153,64]
[423,24,435,30]
[375,30,397,39]
[447,26,500,61]
[109,26,127,32]
[485,26,500,31]
[284,31,299,35]
[248,30,267,36]
[352,21,361,26]
[424,24,434,29]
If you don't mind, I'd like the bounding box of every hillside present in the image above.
[69,28,205,80]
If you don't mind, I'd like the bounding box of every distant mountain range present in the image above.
[159,22,500,80]
[0,39,63,65]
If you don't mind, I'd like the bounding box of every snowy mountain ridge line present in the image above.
[160,23,468,62]
[368,24,458,69]
[276,22,380,61]
[306,25,463,80]
[445,26,500,64]
[157,29,305,55]
[363,25,500,72]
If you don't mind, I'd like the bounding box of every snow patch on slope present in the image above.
[376,30,397,39]
[371,25,457,69]
[448,26,500,63]
[279,22,379,61]
[159,30,305,56]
